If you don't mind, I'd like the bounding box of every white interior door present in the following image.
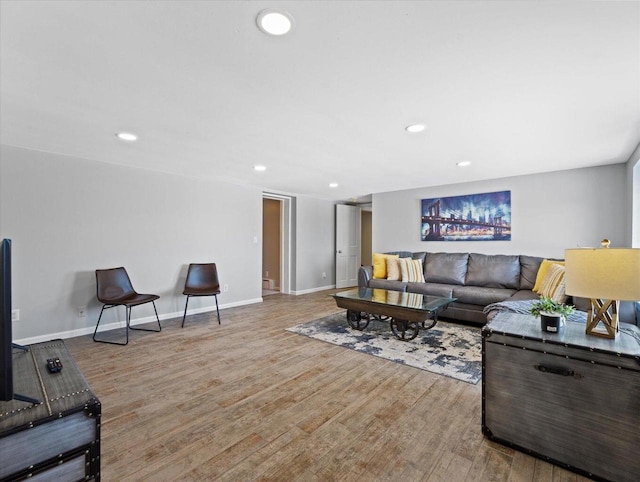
[335,204,361,288]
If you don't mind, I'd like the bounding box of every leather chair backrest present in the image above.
[185,263,220,292]
[96,267,135,302]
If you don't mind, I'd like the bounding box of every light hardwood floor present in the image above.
[65,290,592,481]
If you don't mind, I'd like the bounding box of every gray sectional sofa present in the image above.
[358,251,638,326]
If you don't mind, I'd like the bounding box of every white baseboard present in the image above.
[14,297,264,345]
[291,284,335,295]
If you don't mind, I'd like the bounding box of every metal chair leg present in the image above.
[181,296,191,328]
[93,304,129,346]
[94,302,160,344]
[182,295,220,326]
[130,301,162,332]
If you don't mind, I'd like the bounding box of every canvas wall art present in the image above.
[421,190,511,241]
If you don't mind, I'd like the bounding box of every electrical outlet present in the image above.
[78,308,87,318]
[223,284,229,292]
[11,309,19,322]
[322,272,327,279]
[266,270,269,277]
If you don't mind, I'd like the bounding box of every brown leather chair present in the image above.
[182,263,221,327]
[93,267,161,345]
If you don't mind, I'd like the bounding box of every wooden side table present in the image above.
[482,312,640,482]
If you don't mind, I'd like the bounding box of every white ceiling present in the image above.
[1,1,639,202]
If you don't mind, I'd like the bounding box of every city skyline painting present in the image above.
[421,190,511,241]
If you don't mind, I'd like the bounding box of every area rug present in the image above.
[286,312,482,384]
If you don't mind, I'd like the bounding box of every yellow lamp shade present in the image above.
[564,248,640,301]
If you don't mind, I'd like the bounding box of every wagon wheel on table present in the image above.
[390,318,420,341]
[346,310,370,330]
[422,318,438,330]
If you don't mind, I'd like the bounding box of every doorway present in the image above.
[262,198,281,296]
[361,209,372,266]
[262,193,292,296]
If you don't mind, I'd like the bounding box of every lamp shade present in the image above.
[565,248,640,301]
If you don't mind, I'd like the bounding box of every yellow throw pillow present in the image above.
[533,259,565,293]
[538,263,568,303]
[399,258,425,283]
[386,256,401,281]
[373,253,399,279]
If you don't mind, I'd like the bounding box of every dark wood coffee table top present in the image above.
[333,288,455,316]
[332,288,456,340]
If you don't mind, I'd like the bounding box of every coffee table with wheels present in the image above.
[332,288,457,341]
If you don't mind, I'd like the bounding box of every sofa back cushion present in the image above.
[424,252,469,285]
[386,251,413,259]
[465,253,520,289]
[519,255,544,290]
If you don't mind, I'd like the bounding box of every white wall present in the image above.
[294,196,336,293]
[373,164,627,259]
[1,145,263,342]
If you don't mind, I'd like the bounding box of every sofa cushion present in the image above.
[440,301,488,324]
[368,278,407,292]
[373,253,399,279]
[537,263,568,303]
[399,258,425,283]
[386,256,401,281]
[533,259,565,292]
[406,282,454,298]
[424,252,469,285]
[508,290,539,301]
[452,285,517,305]
[519,255,544,290]
[465,253,520,289]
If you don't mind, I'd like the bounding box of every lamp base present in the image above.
[585,298,619,339]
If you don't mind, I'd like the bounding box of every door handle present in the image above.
[337,250,342,254]
[534,364,576,377]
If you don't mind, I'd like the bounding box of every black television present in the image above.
[0,238,13,401]
[0,239,38,404]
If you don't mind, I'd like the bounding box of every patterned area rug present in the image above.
[287,312,482,384]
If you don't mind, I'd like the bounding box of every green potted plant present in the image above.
[529,297,575,333]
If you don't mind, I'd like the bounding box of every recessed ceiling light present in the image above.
[256,9,294,36]
[329,183,339,188]
[254,165,267,172]
[405,124,426,133]
[457,161,472,167]
[116,132,138,142]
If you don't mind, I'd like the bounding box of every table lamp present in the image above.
[565,241,640,338]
